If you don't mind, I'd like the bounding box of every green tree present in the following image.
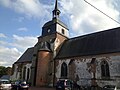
[6,67,12,75]
[0,66,7,78]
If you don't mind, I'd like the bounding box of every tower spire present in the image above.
[52,0,60,19]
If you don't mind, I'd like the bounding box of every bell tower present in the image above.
[42,0,69,38]
[31,0,69,87]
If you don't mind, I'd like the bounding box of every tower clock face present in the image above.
[47,29,51,33]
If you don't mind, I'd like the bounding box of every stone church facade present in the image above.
[11,0,120,88]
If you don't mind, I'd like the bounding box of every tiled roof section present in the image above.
[56,27,120,59]
[16,47,34,63]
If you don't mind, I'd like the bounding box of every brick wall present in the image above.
[36,51,51,86]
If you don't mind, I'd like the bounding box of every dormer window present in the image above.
[62,29,65,34]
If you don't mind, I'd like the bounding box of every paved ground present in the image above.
[29,87,55,90]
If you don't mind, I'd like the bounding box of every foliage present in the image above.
[0,66,12,78]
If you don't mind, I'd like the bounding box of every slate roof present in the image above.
[43,18,68,29]
[16,47,33,63]
[56,27,120,59]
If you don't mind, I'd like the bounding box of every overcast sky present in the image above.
[0,0,120,67]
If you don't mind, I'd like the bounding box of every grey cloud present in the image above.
[60,0,120,37]
[17,27,28,32]
[0,0,51,19]
[0,46,21,67]
[0,33,7,38]
[0,34,37,67]
[12,35,37,51]
[81,20,96,34]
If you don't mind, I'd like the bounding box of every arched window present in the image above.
[101,60,110,78]
[61,62,67,78]
[23,67,26,80]
[27,68,30,81]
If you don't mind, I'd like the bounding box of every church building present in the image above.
[11,0,120,87]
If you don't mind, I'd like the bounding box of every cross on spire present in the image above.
[52,0,61,18]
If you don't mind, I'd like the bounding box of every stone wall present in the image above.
[11,63,31,81]
[55,53,120,87]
